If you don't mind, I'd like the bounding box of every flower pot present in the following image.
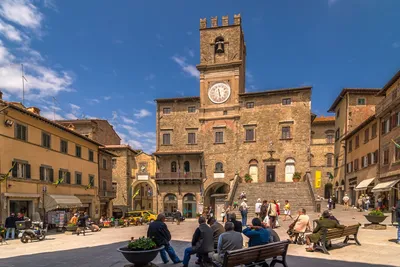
[293,178,300,183]
[65,225,77,232]
[117,245,164,267]
[364,215,388,224]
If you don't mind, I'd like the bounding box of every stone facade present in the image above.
[328,89,382,203]
[57,119,121,145]
[99,149,115,217]
[104,145,137,215]
[131,152,158,212]
[155,15,313,219]
[310,116,335,198]
[343,116,378,206]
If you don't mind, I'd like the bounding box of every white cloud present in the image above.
[146,100,156,105]
[121,116,136,124]
[69,103,80,110]
[172,55,199,79]
[392,42,400,49]
[65,113,78,120]
[103,96,111,100]
[41,110,64,120]
[145,73,155,81]
[86,98,100,105]
[43,0,58,12]
[0,0,43,29]
[80,64,90,71]
[111,111,118,121]
[134,109,152,118]
[0,18,25,42]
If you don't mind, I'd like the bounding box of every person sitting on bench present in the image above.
[243,218,271,247]
[305,210,344,252]
[287,208,310,243]
[212,222,243,263]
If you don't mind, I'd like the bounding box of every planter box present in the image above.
[117,246,164,267]
[65,226,78,231]
[364,215,388,224]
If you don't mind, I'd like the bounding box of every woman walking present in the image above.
[267,199,278,229]
[283,200,293,221]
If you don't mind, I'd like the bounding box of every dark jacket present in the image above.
[396,200,400,223]
[5,216,16,228]
[174,211,182,220]
[210,222,225,248]
[260,204,268,217]
[192,223,214,254]
[147,220,171,246]
[231,219,242,233]
[77,216,86,227]
[308,218,344,243]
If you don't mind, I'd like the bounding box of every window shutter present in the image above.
[375,150,379,163]
[25,164,31,179]
[368,153,372,165]
[59,170,62,179]
[12,161,17,177]
[66,172,71,184]
[49,169,54,182]
[40,167,44,180]
[381,122,385,134]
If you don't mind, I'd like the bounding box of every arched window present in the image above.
[285,158,295,182]
[171,161,177,172]
[215,162,224,173]
[214,36,224,54]
[184,161,190,172]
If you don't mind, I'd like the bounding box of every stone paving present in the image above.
[0,206,398,267]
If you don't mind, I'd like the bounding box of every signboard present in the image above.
[214,173,225,179]
[315,171,321,189]
[138,175,149,181]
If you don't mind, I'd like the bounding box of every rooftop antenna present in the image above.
[21,64,27,105]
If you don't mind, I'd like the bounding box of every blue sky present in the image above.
[0,0,399,153]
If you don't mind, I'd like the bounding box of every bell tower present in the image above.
[197,14,246,116]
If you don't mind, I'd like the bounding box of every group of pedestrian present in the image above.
[357,194,371,212]
[4,212,25,240]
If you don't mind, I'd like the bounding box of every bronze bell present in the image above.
[216,41,224,53]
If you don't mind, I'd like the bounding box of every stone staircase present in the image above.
[232,182,315,220]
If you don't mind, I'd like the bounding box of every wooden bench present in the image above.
[213,240,289,267]
[315,224,361,254]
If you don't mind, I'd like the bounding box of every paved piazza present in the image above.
[0,207,398,267]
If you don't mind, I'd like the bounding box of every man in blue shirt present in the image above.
[243,218,271,247]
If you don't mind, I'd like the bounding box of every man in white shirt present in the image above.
[343,194,350,211]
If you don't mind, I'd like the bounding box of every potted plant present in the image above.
[292,172,302,182]
[117,237,164,266]
[364,209,388,224]
[244,174,253,183]
[65,223,77,232]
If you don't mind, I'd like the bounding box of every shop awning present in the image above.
[355,178,375,191]
[371,180,400,193]
[3,193,40,198]
[44,194,82,212]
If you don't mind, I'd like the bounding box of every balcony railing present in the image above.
[155,171,203,180]
[376,85,400,116]
[99,190,116,198]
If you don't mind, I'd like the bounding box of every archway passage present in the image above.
[285,158,295,182]
[183,193,196,218]
[133,182,154,211]
[204,182,230,220]
[324,183,333,199]
[163,194,178,216]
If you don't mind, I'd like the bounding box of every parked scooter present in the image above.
[16,220,47,243]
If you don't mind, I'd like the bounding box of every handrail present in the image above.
[226,174,239,206]
[305,172,317,210]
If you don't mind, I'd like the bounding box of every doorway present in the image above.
[183,193,196,218]
[266,166,275,182]
[249,159,258,183]
[10,200,32,218]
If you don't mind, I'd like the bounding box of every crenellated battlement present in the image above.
[199,14,241,29]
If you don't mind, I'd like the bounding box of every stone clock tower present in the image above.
[196,15,246,120]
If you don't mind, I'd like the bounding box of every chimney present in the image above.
[211,16,218,27]
[27,107,41,116]
[222,16,228,26]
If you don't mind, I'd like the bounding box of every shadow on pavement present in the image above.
[0,240,395,267]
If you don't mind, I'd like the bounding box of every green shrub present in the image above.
[127,237,157,251]
[244,174,253,182]
[368,209,384,216]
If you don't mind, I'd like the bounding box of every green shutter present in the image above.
[40,167,44,180]
[25,164,31,179]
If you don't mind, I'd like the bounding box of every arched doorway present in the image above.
[324,183,333,199]
[163,194,178,216]
[204,182,229,221]
[249,159,258,183]
[132,182,154,211]
[183,193,196,218]
[285,158,295,182]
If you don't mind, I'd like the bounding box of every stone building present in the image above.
[342,115,379,206]
[131,151,158,212]
[98,148,117,217]
[310,116,335,198]
[328,88,382,203]
[375,70,400,208]
[104,144,138,216]
[0,95,101,222]
[154,15,314,219]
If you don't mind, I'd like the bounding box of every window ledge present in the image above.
[244,140,256,143]
[214,142,225,145]
[186,143,198,145]
[279,138,293,141]
[161,144,173,146]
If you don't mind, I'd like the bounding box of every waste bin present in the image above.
[315,200,321,213]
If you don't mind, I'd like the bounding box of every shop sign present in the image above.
[138,175,149,181]
[214,173,224,179]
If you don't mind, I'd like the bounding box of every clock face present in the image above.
[208,83,231,104]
